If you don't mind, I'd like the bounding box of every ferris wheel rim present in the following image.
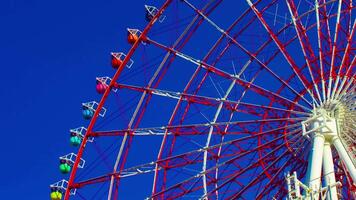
[60,0,355,199]
[149,1,355,198]
[151,2,354,199]
[63,0,174,198]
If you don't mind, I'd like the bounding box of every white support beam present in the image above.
[323,142,338,200]
[332,137,356,184]
[306,133,325,198]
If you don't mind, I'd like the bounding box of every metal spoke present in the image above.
[56,1,355,199]
[147,38,312,112]
[328,0,344,100]
[331,20,356,100]
[203,135,305,199]
[114,83,311,116]
[315,0,332,102]
[286,0,323,104]
[227,139,307,199]
[334,55,356,99]
[90,118,304,137]
[70,126,301,189]
[150,131,303,199]
[180,0,314,108]
[246,0,320,106]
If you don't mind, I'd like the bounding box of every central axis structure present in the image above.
[287,102,356,200]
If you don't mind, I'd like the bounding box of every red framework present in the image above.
[56,0,355,199]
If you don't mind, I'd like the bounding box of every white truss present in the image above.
[59,153,85,168]
[82,101,106,117]
[127,28,147,45]
[70,127,94,142]
[145,5,166,23]
[50,179,76,195]
[120,162,158,178]
[286,171,342,200]
[96,76,117,92]
[111,52,134,69]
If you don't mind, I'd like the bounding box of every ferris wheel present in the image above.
[50,0,355,199]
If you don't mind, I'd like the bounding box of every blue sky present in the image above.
[1,0,344,199]
[0,0,147,198]
[0,1,257,198]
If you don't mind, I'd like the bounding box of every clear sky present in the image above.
[1,0,348,199]
[0,0,147,198]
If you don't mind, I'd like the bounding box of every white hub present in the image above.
[288,100,356,200]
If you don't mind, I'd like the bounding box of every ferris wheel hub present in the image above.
[293,92,356,199]
[302,108,339,142]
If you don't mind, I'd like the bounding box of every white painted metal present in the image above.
[332,137,356,183]
[298,97,355,199]
[98,1,354,199]
[286,172,303,199]
[334,59,355,100]
[145,5,166,23]
[107,134,128,200]
[327,0,343,100]
[202,80,235,198]
[59,153,85,168]
[111,52,134,69]
[108,90,150,200]
[294,171,302,198]
[245,0,317,107]
[337,79,355,101]
[50,179,76,195]
[303,113,340,199]
[314,0,327,102]
[286,0,322,105]
[322,142,338,200]
[331,20,356,101]
[70,127,94,142]
[82,101,107,117]
[306,132,325,198]
[181,0,314,110]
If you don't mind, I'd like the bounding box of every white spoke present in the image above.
[180,0,315,108]
[334,55,356,99]
[315,0,328,102]
[331,20,356,100]
[286,0,323,104]
[152,131,304,199]
[202,80,235,196]
[336,77,355,101]
[91,117,305,138]
[246,0,319,107]
[148,38,313,111]
[115,83,311,116]
[74,125,303,189]
[327,0,343,101]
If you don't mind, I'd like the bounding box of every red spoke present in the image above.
[331,20,356,99]
[70,126,300,190]
[151,132,304,199]
[54,1,355,199]
[287,0,323,103]
[113,83,310,116]
[91,118,303,137]
[181,0,314,108]
[328,0,353,100]
[147,38,312,111]
[316,0,335,102]
[246,0,320,106]
[205,135,305,199]
[64,1,174,198]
